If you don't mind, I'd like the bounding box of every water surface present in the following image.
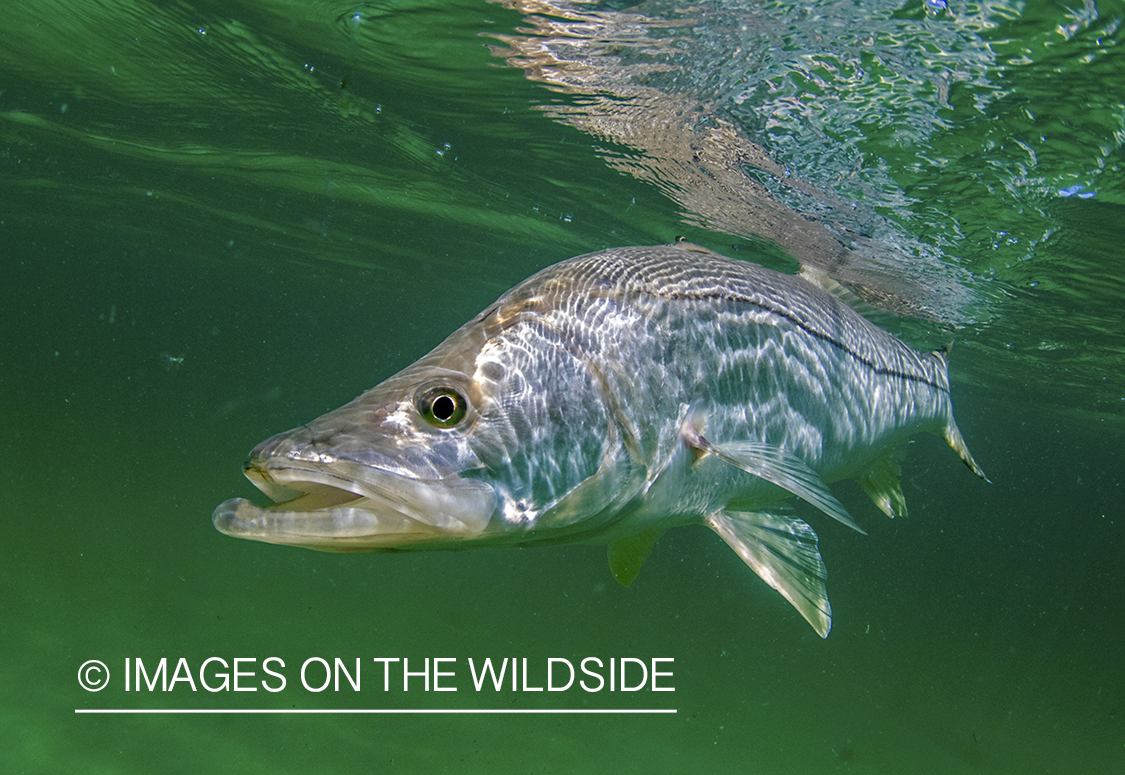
[2,0,1123,772]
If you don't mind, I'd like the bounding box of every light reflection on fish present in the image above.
[213,243,987,636]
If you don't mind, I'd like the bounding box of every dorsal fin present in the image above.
[798,265,897,327]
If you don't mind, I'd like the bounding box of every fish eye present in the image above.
[416,386,468,428]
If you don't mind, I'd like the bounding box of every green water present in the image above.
[2,0,1123,772]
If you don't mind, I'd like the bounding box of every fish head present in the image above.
[213,299,627,552]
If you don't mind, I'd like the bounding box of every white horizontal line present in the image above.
[75,708,676,714]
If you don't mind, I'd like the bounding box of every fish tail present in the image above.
[932,344,990,483]
[944,420,990,483]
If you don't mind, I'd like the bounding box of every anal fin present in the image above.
[857,446,908,518]
[708,510,832,638]
[607,528,664,587]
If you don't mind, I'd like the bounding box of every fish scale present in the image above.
[214,241,986,637]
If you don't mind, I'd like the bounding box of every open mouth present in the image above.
[252,479,365,512]
[212,460,498,551]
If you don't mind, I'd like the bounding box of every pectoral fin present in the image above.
[684,428,864,534]
[708,510,832,638]
[607,528,665,587]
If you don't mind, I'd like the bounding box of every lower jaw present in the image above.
[211,496,447,549]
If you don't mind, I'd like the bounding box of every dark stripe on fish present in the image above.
[484,246,948,396]
[651,286,949,393]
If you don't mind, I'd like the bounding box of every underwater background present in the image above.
[2,0,1123,772]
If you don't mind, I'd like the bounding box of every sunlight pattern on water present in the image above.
[2,1,1124,773]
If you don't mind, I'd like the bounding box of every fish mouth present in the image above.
[212,459,498,551]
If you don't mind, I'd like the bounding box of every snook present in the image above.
[214,243,987,636]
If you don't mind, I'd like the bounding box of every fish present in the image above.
[213,242,987,637]
[488,0,989,324]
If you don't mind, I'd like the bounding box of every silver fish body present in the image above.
[214,242,986,636]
